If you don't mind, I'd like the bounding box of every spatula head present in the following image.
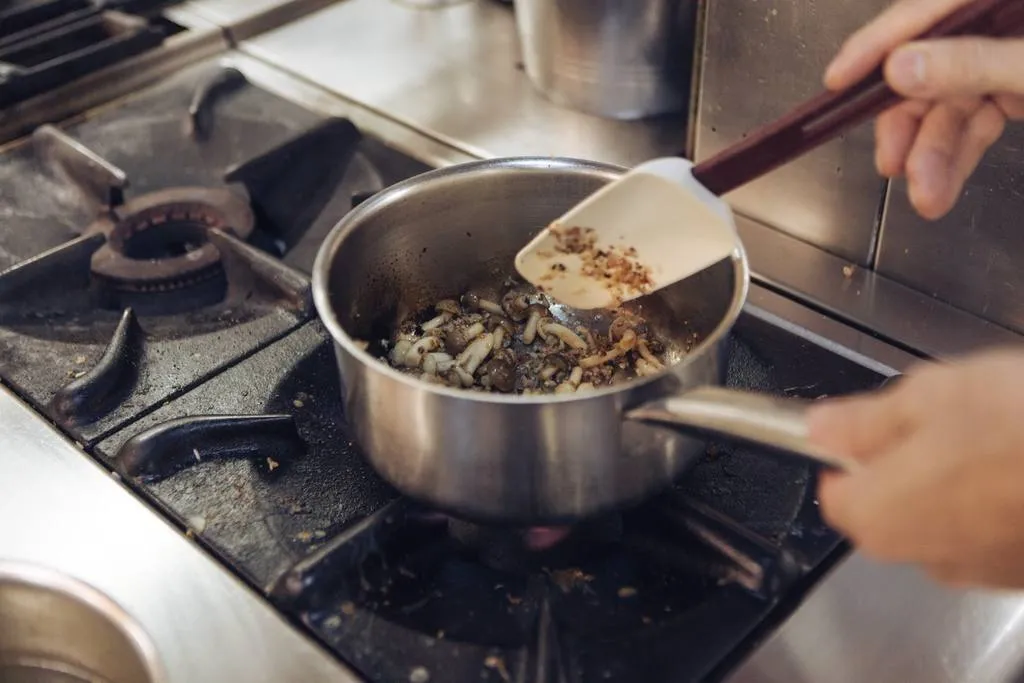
[515,157,740,310]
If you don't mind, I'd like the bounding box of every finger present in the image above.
[905,102,972,219]
[875,100,928,177]
[949,100,1006,192]
[886,38,1024,100]
[925,561,1024,590]
[824,0,974,90]
[994,94,1024,120]
[806,387,915,463]
[819,430,949,564]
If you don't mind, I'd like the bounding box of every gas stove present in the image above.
[0,52,912,683]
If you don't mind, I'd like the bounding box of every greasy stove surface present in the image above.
[0,54,888,683]
[94,312,884,683]
[0,58,385,444]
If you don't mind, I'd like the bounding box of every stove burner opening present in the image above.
[86,187,255,315]
[120,216,209,260]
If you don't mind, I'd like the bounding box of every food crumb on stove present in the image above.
[193,448,202,462]
[506,594,522,605]
[74,355,87,364]
[617,586,638,598]
[484,655,511,682]
[185,528,195,539]
[187,515,207,533]
[296,530,314,542]
[409,666,431,683]
[323,615,342,630]
[436,629,446,640]
[292,398,305,408]
[549,567,594,593]
[313,529,326,539]
[641,616,652,625]
[266,457,279,471]
[842,264,855,278]
[340,601,356,615]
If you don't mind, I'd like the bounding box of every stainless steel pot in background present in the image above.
[312,158,850,525]
[513,0,700,120]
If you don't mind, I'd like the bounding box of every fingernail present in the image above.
[823,60,839,87]
[888,47,927,92]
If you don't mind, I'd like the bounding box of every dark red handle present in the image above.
[692,0,1024,197]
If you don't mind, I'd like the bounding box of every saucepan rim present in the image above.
[311,155,751,406]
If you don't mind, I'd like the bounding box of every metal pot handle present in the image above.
[626,386,859,472]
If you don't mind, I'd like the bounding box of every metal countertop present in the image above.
[0,383,360,683]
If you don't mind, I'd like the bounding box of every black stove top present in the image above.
[0,57,887,683]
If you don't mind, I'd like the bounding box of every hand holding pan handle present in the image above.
[626,386,860,472]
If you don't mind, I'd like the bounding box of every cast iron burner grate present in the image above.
[95,313,886,683]
[0,63,367,444]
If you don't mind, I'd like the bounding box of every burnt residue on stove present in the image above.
[95,322,397,584]
[0,61,373,444]
[265,493,796,683]
[91,313,876,683]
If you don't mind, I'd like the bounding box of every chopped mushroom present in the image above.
[421,312,453,331]
[501,290,532,321]
[457,333,495,375]
[637,339,664,370]
[403,336,441,368]
[479,357,516,392]
[378,278,673,395]
[521,304,549,345]
[461,287,503,316]
[422,352,455,375]
[486,315,515,350]
[443,321,485,355]
[538,321,588,351]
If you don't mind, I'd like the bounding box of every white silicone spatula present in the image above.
[514,158,738,310]
[515,0,1024,310]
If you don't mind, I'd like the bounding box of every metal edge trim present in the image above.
[735,212,1023,360]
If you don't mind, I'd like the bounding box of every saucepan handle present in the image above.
[626,386,859,472]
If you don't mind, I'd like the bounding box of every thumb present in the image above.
[885,37,1024,99]
[806,386,912,463]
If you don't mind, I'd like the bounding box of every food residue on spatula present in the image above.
[536,223,655,307]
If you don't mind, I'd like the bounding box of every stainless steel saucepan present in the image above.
[311,157,854,525]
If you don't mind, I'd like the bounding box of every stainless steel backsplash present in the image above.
[694,0,892,266]
[695,0,1024,336]
[876,126,1024,336]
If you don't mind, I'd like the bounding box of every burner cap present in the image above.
[86,187,254,293]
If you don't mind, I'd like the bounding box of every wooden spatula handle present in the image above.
[692,0,1024,197]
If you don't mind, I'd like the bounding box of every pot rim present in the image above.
[311,155,750,406]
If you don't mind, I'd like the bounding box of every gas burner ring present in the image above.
[87,187,255,292]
